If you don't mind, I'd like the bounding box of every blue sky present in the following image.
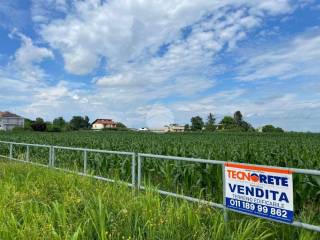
[1,0,320,131]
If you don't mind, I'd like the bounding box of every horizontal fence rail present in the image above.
[0,140,319,233]
[0,140,136,187]
[137,153,320,233]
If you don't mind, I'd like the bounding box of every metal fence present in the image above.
[0,140,135,187]
[0,140,319,233]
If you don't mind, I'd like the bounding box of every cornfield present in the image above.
[0,131,319,238]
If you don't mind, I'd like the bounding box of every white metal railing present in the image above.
[0,140,135,187]
[0,140,319,233]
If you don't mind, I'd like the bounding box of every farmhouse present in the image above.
[149,124,185,133]
[166,124,185,132]
[0,111,24,131]
[92,119,117,130]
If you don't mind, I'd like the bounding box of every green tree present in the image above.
[184,124,190,131]
[231,111,254,132]
[70,116,90,130]
[46,123,62,132]
[220,116,234,125]
[116,122,127,130]
[31,118,47,132]
[84,116,90,129]
[275,127,284,133]
[53,117,66,128]
[23,119,33,130]
[205,113,216,131]
[239,121,254,132]
[262,125,284,133]
[220,116,235,129]
[233,111,243,124]
[191,116,204,131]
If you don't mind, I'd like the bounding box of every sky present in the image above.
[0,0,320,131]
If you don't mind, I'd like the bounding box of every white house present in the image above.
[166,124,185,132]
[138,127,149,131]
[149,124,185,133]
[92,119,117,130]
[0,111,24,131]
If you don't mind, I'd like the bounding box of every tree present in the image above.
[205,113,216,131]
[70,116,90,130]
[116,122,127,130]
[46,123,62,132]
[184,124,190,131]
[31,118,47,132]
[220,116,235,126]
[84,116,90,129]
[191,116,204,131]
[239,121,254,132]
[23,119,33,130]
[275,127,284,133]
[53,117,66,128]
[233,111,243,124]
[262,125,284,133]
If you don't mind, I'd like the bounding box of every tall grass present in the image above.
[0,131,319,233]
[0,160,319,239]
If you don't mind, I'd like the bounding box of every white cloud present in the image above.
[236,32,320,82]
[7,31,54,83]
[95,73,135,87]
[0,1,30,29]
[31,0,68,23]
[39,0,292,75]
[27,0,313,128]
[5,0,320,132]
[35,0,294,127]
[143,105,175,129]
[168,89,320,131]
[12,32,54,66]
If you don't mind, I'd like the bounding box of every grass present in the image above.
[0,160,319,239]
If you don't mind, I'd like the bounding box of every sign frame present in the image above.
[224,162,294,223]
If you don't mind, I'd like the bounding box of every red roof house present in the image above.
[92,119,117,130]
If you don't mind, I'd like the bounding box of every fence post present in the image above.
[222,164,228,223]
[137,154,142,191]
[83,150,87,174]
[9,143,13,159]
[51,147,55,167]
[26,145,30,162]
[49,146,52,166]
[131,153,136,188]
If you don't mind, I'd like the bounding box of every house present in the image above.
[138,127,149,131]
[0,111,24,131]
[149,124,185,133]
[149,127,167,133]
[92,119,117,130]
[166,124,185,132]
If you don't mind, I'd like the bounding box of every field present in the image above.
[0,131,319,239]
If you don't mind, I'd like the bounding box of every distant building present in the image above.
[149,124,185,133]
[215,124,224,130]
[149,127,167,133]
[92,119,117,130]
[166,124,185,132]
[256,127,263,132]
[0,111,24,131]
[138,127,149,131]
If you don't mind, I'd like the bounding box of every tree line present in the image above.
[14,111,284,133]
[184,111,284,132]
[19,116,127,132]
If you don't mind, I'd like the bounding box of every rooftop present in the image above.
[0,111,22,118]
[92,119,116,125]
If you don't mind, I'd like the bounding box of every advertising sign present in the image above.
[224,163,294,223]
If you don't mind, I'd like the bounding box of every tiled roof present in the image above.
[0,111,22,118]
[92,119,116,125]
